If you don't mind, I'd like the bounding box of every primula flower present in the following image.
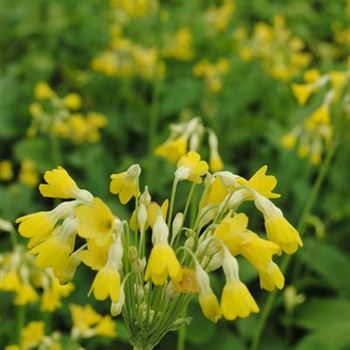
[175,151,209,183]
[80,238,112,270]
[89,237,123,302]
[145,212,182,285]
[16,212,55,240]
[63,93,82,110]
[238,165,280,199]
[254,194,303,254]
[76,197,116,246]
[34,81,54,100]
[291,83,314,105]
[259,261,285,291]
[0,160,13,181]
[155,136,188,164]
[41,277,74,311]
[110,164,141,204]
[195,262,221,323]
[200,176,229,208]
[21,321,45,349]
[208,130,224,171]
[94,316,117,337]
[39,167,92,201]
[220,251,259,320]
[14,282,39,305]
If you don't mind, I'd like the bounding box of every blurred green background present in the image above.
[1,0,350,349]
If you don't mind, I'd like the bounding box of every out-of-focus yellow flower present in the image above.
[19,159,39,187]
[291,83,314,106]
[29,102,44,117]
[204,0,235,34]
[110,164,141,204]
[34,81,54,100]
[175,151,208,183]
[63,93,82,110]
[281,132,297,149]
[0,160,13,181]
[14,282,39,305]
[155,136,187,164]
[163,27,194,61]
[21,321,45,348]
[94,316,116,337]
[76,197,115,246]
[303,69,320,84]
[41,277,74,311]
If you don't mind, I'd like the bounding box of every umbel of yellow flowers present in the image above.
[16,151,302,349]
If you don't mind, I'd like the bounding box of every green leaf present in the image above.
[297,238,350,294]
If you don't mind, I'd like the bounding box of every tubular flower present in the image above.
[237,165,280,199]
[110,164,141,204]
[291,83,314,105]
[89,236,123,302]
[200,176,229,208]
[254,194,303,254]
[259,261,285,291]
[220,251,259,320]
[155,136,188,164]
[76,197,116,246]
[208,130,223,171]
[79,238,112,270]
[195,262,221,322]
[145,212,182,285]
[39,167,92,201]
[175,151,209,183]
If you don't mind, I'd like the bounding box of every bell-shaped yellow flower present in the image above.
[80,238,112,270]
[200,176,229,208]
[41,277,74,311]
[175,151,209,184]
[39,167,84,199]
[220,280,259,320]
[259,261,285,291]
[63,93,82,110]
[14,282,39,305]
[145,244,182,285]
[291,83,314,106]
[94,316,117,337]
[16,212,55,240]
[21,321,45,349]
[89,265,121,302]
[76,197,115,246]
[110,164,141,204]
[155,136,187,164]
[238,165,280,199]
[34,81,54,100]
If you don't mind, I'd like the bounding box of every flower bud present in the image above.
[172,212,183,237]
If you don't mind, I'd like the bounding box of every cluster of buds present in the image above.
[0,245,73,311]
[28,81,107,144]
[192,58,230,93]
[282,66,349,164]
[234,15,311,81]
[16,149,302,349]
[155,117,224,171]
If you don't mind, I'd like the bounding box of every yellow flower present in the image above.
[254,194,303,254]
[155,136,187,164]
[16,212,55,240]
[29,221,76,273]
[41,277,74,311]
[173,267,199,294]
[145,244,182,285]
[291,83,314,106]
[39,167,85,199]
[29,102,44,117]
[70,304,102,337]
[76,197,115,246]
[175,151,208,183]
[34,81,54,100]
[94,316,117,337]
[259,261,285,291]
[63,93,82,110]
[214,213,248,254]
[0,160,13,181]
[110,164,141,204]
[14,282,39,305]
[89,265,121,302]
[281,132,296,149]
[221,280,259,320]
[195,263,221,322]
[21,321,45,349]
[80,238,112,270]
[200,176,229,208]
[238,232,281,271]
[306,105,330,127]
[19,160,39,187]
[238,165,280,199]
[0,270,21,291]
[303,69,320,84]
[208,130,223,171]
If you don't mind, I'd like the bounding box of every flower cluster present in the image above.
[203,0,235,35]
[193,58,230,93]
[0,159,39,187]
[16,150,302,348]
[0,245,73,311]
[162,27,194,62]
[282,66,349,164]
[234,16,311,81]
[5,304,116,350]
[155,117,224,171]
[28,81,107,144]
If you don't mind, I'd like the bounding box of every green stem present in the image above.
[16,306,26,343]
[168,179,179,227]
[183,183,196,224]
[50,134,62,166]
[250,142,336,350]
[177,309,188,350]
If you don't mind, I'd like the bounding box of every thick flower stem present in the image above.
[250,142,336,350]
